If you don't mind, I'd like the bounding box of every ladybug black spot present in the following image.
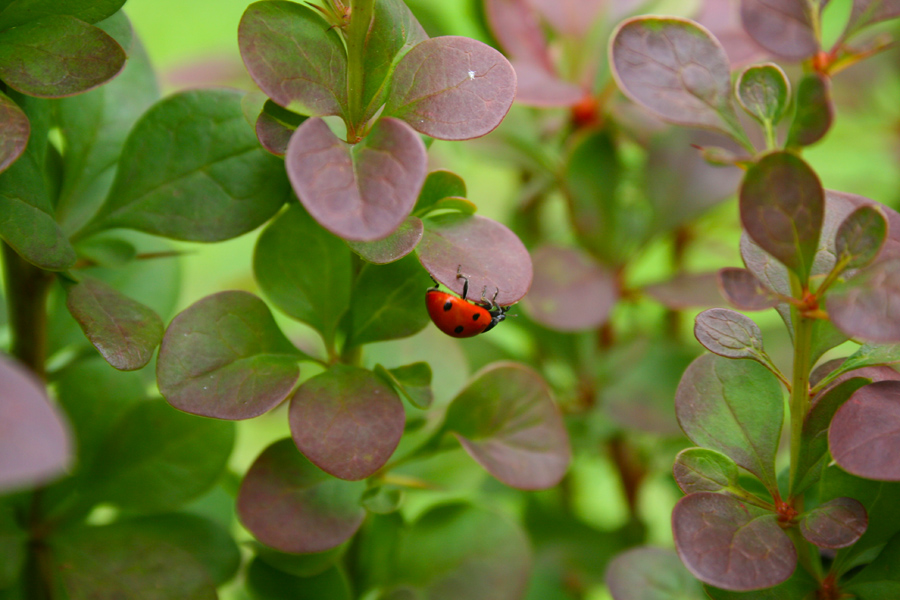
[472,313,480,321]
[454,325,464,334]
[443,300,453,311]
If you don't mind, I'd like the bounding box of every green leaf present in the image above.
[819,343,900,388]
[88,89,289,241]
[157,291,303,420]
[0,90,28,175]
[251,541,348,578]
[375,362,434,409]
[673,447,740,494]
[786,74,833,148]
[693,309,769,363]
[675,354,784,493]
[445,362,570,490]
[347,216,424,264]
[0,506,26,588]
[361,486,403,514]
[0,15,124,97]
[74,236,136,267]
[254,203,351,347]
[82,400,235,512]
[835,205,887,270]
[65,277,163,371]
[414,169,467,215]
[247,560,352,600]
[735,63,790,125]
[0,0,125,29]
[606,547,706,600]
[345,254,432,346]
[845,533,900,598]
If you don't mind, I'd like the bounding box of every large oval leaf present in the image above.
[739,0,819,61]
[286,117,427,241]
[237,439,366,553]
[416,214,532,306]
[799,497,867,549]
[830,380,900,480]
[347,216,424,264]
[0,91,28,175]
[157,291,303,420]
[385,36,517,141]
[694,308,769,364]
[445,362,570,490]
[606,546,705,600]
[673,492,796,591]
[0,0,126,29]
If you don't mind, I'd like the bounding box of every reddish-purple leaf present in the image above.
[0,355,72,492]
[610,17,741,135]
[286,117,427,241]
[256,111,294,156]
[800,497,867,549]
[347,216,424,264]
[237,439,366,554]
[527,0,606,37]
[785,74,833,148]
[673,447,740,494]
[830,380,900,480]
[238,1,347,117]
[385,36,517,141]
[0,91,28,175]
[289,365,404,481]
[739,151,824,283]
[512,61,585,107]
[157,291,302,420]
[606,547,704,600]
[445,363,571,490]
[644,272,725,309]
[673,492,796,591]
[827,258,900,343]
[718,267,780,310]
[522,245,618,331]
[66,277,163,371]
[484,0,553,70]
[0,15,125,97]
[845,0,900,37]
[739,0,819,61]
[835,205,887,270]
[416,214,532,306]
[696,0,768,66]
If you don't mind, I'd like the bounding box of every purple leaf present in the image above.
[644,272,725,309]
[800,497,867,549]
[830,380,900,480]
[65,277,163,371]
[718,267,780,310]
[0,16,125,97]
[484,0,553,69]
[610,17,742,137]
[785,74,833,148]
[675,354,783,492]
[827,258,900,343]
[238,1,347,117]
[739,151,824,283]
[845,0,900,37]
[286,117,426,241]
[673,447,740,494]
[522,245,618,331]
[835,205,887,270]
[0,355,72,492]
[605,546,704,600]
[417,214,532,306]
[512,61,585,107]
[0,91,28,175]
[694,308,769,364]
[237,439,366,554]
[527,0,606,37]
[673,492,796,591]
[445,362,571,490]
[256,111,295,156]
[739,0,819,61]
[347,216,424,264]
[289,365,404,481]
[385,36,517,141]
[157,291,302,420]
[696,0,768,66]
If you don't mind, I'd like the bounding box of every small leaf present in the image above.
[484,0,553,70]
[830,380,900,480]
[385,36,517,141]
[65,277,163,371]
[290,365,404,481]
[739,0,819,61]
[735,63,790,125]
[694,308,769,364]
[786,74,833,148]
[251,541,348,578]
[0,355,71,492]
[522,245,618,331]
[673,492,796,591]
[0,91,28,175]
[256,110,295,156]
[844,532,900,597]
[827,258,900,342]
[605,546,705,600]
[673,447,740,494]
[445,362,570,490]
[643,272,725,310]
[430,196,476,214]
[361,486,404,514]
[835,205,887,270]
[254,203,352,346]
[246,560,352,600]
[414,169,467,214]
[0,15,125,97]
[739,151,824,283]
[89,89,289,241]
[0,0,126,29]
[610,17,741,136]
[835,342,900,376]
[800,497,867,549]
[238,1,347,117]
[718,267,780,310]
[675,354,784,492]
[417,213,532,306]
[286,117,427,241]
[375,362,434,409]
[83,401,235,512]
[347,216,424,264]
[157,291,303,420]
[237,439,366,554]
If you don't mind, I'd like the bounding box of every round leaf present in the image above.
[416,213,532,306]
[835,205,887,270]
[522,245,618,331]
[157,291,302,420]
[673,492,796,591]
[385,36,517,141]
[414,169,466,214]
[718,267,779,311]
[347,216,424,264]
[830,380,900,480]
[605,546,705,600]
[826,258,900,343]
[286,117,427,241]
[445,362,570,490]
[785,74,833,148]
[0,0,126,29]
[739,0,819,60]
[643,272,725,310]
[237,439,366,554]
[735,63,790,124]
[800,497,867,549]
[694,308,767,361]
[290,365,404,481]
[0,91,28,175]
[673,447,740,494]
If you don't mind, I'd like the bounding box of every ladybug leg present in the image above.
[456,265,469,300]
[428,275,440,291]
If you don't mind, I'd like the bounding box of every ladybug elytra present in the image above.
[425,267,510,338]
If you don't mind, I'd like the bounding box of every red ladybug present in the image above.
[426,268,510,338]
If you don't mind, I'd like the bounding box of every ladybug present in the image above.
[425,267,510,338]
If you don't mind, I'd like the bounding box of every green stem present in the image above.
[2,242,55,379]
[788,305,814,494]
[346,0,374,140]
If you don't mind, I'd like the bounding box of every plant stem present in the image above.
[2,242,55,379]
[788,307,814,495]
[346,0,374,140]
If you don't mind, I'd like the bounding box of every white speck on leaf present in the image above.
[468,70,475,79]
